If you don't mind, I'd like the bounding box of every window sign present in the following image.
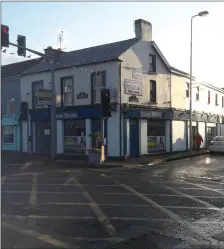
[3,126,14,144]
[148,136,165,152]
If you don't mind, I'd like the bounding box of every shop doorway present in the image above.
[130,119,139,157]
[207,127,216,147]
[35,122,51,154]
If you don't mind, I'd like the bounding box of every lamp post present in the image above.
[189,10,209,155]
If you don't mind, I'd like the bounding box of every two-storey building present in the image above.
[1,59,41,151]
[19,19,224,159]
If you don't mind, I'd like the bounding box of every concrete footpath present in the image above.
[1,149,209,169]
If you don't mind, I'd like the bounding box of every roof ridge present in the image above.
[66,37,139,54]
[1,58,41,68]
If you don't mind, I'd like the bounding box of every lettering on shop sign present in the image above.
[140,110,163,119]
[56,112,78,119]
[77,92,88,99]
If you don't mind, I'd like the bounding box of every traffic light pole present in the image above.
[8,41,57,159]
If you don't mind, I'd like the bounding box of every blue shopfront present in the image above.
[124,107,173,157]
[2,116,21,151]
[29,106,107,155]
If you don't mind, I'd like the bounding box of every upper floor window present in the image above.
[222,96,224,108]
[32,81,43,108]
[186,83,190,98]
[149,54,156,73]
[150,80,157,103]
[208,91,211,104]
[196,87,199,101]
[215,94,218,106]
[92,71,105,104]
[7,97,16,115]
[61,77,73,106]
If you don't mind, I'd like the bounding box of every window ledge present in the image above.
[149,102,158,104]
[148,72,157,75]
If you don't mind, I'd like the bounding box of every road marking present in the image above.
[6,202,220,210]
[64,176,77,185]
[71,176,116,237]
[183,180,224,196]
[2,221,75,248]
[69,237,124,243]
[2,190,131,194]
[101,173,222,244]
[20,162,33,171]
[163,185,219,209]
[2,183,119,186]
[30,173,37,205]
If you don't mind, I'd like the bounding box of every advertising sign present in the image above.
[124,79,142,96]
[132,68,142,80]
[140,111,163,119]
[37,89,52,105]
[64,136,86,148]
[148,136,166,153]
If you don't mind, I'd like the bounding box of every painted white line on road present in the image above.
[183,180,224,196]
[71,176,117,237]
[101,173,222,244]
[20,162,33,171]
[64,176,75,185]
[30,173,37,206]
[6,202,220,210]
[2,221,75,248]
[164,185,219,209]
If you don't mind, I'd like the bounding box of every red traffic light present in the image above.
[3,27,8,33]
[105,92,109,97]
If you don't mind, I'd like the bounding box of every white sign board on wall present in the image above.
[124,79,142,96]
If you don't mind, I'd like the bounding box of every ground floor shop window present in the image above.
[207,127,216,146]
[2,126,14,144]
[147,121,166,153]
[64,120,86,154]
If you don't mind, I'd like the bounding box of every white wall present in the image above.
[22,121,28,152]
[198,122,206,148]
[139,119,148,155]
[107,110,120,157]
[85,119,91,154]
[21,62,120,108]
[125,119,130,157]
[165,121,171,152]
[172,120,187,152]
[119,40,171,107]
[57,120,63,154]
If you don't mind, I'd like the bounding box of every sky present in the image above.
[2,2,224,88]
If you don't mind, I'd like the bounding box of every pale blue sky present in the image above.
[2,2,224,87]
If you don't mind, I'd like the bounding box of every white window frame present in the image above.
[62,77,74,106]
[92,72,105,104]
[7,97,16,116]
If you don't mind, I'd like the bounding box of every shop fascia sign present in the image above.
[56,112,78,120]
[140,110,163,119]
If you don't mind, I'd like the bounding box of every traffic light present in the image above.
[1,25,9,48]
[101,88,112,118]
[17,35,26,57]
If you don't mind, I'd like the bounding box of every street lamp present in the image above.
[189,10,209,155]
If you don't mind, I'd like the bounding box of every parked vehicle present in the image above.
[209,136,224,153]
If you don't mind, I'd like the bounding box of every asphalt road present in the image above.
[1,154,224,249]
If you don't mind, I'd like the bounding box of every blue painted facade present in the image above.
[1,78,22,152]
[1,116,20,151]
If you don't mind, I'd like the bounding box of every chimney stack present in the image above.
[134,19,152,41]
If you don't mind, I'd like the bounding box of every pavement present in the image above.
[1,152,224,249]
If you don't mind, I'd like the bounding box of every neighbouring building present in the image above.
[1,59,41,151]
[18,19,224,158]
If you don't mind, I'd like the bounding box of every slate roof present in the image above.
[23,38,140,75]
[1,58,42,79]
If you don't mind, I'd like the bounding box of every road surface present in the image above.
[2,154,224,249]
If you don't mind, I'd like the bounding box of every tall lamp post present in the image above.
[189,10,209,155]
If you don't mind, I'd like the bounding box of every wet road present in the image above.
[1,154,224,249]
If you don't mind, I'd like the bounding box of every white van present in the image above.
[209,136,224,153]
